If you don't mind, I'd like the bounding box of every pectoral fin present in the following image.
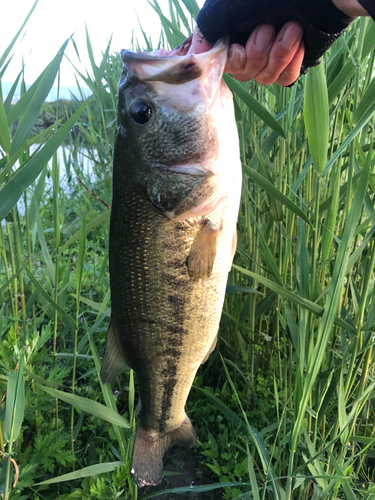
[187,221,219,280]
[100,321,129,384]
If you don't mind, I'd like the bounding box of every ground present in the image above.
[139,446,222,499]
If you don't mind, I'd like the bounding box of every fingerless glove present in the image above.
[358,0,375,18]
[196,0,354,73]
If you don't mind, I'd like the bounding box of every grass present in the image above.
[0,1,375,498]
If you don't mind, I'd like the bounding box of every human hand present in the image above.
[191,22,304,86]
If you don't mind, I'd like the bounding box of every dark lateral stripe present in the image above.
[158,357,179,433]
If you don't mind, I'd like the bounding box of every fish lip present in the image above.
[120,37,229,65]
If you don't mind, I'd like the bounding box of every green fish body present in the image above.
[101,38,241,487]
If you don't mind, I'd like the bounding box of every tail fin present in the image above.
[131,415,196,487]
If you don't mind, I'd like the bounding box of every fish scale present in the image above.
[100,38,242,487]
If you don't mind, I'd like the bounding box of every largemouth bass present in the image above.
[100,37,242,487]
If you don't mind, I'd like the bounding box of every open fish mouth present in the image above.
[119,37,229,90]
[120,35,229,63]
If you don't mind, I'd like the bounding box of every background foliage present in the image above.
[0,0,375,498]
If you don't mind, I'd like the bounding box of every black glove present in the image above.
[196,0,354,74]
[357,0,375,18]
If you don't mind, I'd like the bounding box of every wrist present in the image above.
[331,0,369,17]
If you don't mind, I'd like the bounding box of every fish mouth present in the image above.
[119,38,229,86]
[120,36,228,63]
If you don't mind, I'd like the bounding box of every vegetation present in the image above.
[1,0,375,498]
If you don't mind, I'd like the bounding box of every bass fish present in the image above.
[100,37,242,487]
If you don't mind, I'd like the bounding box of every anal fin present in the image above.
[100,320,129,384]
[187,221,219,280]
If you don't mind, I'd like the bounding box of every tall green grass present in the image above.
[0,0,375,498]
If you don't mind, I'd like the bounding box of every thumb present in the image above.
[190,25,214,54]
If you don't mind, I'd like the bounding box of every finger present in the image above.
[255,21,303,86]
[191,25,213,54]
[276,40,305,86]
[224,44,246,75]
[225,24,276,81]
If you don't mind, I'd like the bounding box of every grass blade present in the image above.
[0,95,92,221]
[352,76,375,125]
[3,354,25,444]
[34,461,123,485]
[22,263,77,330]
[10,39,70,154]
[38,385,129,429]
[0,87,11,153]
[141,481,248,499]
[243,164,312,225]
[224,74,286,138]
[304,63,329,173]
[232,264,356,334]
[0,0,38,70]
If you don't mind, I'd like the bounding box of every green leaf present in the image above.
[304,63,329,173]
[141,481,248,499]
[353,76,375,125]
[0,1,38,70]
[148,0,186,45]
[0,95,92,222]
[0,269,22,297]
[60,210,110,252]
[180,0,200,17]
[327,451,357,500]
[38,385,129,428]
[11,39,70,154]
[338,371,350,444]
[34,461,123,485]
[76,215,86,308]
[232,264,356,334]
[224,74,286,138]
[22,263,77,330]
[35,210,55,286]
[23,367,62,388]
[3,71,22,113]
[0,88,11,152]
[3,354,25,444]
[324,100,375,175]
[6,71,45,127]
[328,59,355,103]
[243,164,312,226]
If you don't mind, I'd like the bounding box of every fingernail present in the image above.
[228,46,244,69]
[280,23,302,49]
[255,25,275,51]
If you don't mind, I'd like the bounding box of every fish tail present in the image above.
[131,415,195,487]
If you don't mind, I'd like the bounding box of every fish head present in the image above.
[114,38,241,218]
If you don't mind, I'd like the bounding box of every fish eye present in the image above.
[130,100,153,125]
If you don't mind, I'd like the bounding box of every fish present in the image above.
[100,37,242,488]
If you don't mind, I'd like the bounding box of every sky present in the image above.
[1,0,203,90]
